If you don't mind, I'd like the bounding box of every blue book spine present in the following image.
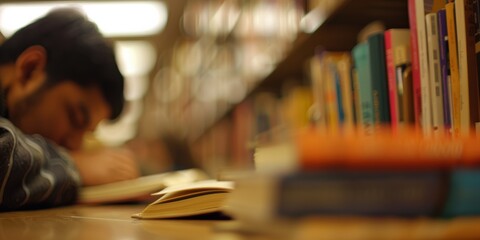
[437,9,452,131]
[442,169,480,217]
[352,43,375,134]
[333,66,345,123]
[276,171,444,217]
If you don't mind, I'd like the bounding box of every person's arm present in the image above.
[70,147,140,187]
[0,118,80,211]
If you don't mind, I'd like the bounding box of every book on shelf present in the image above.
[367,32,390,125]
[396,45,415,127]
[442,168,480,217]
[455,0,480,134]
[384,28,412,129]
[309,50,354,133]
[426,12,446,134]
[224,170,445,223]
[78,168,209,204]
[446,1,462,137]
[476,0,480,113]
[254,127,480,173]
[352,42,375,135]
[410,0,433,135]
[309,50,328,129]
[335,53,355,132]
[132,180,233,219]
[437,8,453,134]
[408,0,423,128]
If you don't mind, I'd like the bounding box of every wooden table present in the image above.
[0,205,235,240]
[2,205,480,240]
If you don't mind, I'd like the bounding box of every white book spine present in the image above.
[426,12,445,134]
[415,0,433,136]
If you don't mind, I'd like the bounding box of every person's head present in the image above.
[0,8,124,150]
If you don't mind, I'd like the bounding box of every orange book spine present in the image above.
[295,128,480,170]
[446,2,461,137]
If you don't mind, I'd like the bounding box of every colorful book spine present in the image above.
[277,171,444,217]
[309,50,328,129]
[368,33,390,125]
[385,30,400,130]
[408,0,424,130]
[352,68,362,128]
[310,50,354,133]
[442,169,480,217]
[413,0,434,135]
[294,127,480,170]
[446,2,461,137]
[324,59,341,132]
[437,9,453,134]
[333,68,345,124]
[476,0,480,117]
[336,53,355,133]
[426,12,445,134]
[395,45,415,125]
[455,0,480,134]
[352,43,375,135]
[385,29,412,130]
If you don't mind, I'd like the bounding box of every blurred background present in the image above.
[0,0,327,175]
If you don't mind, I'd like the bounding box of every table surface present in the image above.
[0,205,239,240]
[2,204,480,240]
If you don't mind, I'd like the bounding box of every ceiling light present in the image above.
[0,1,168,37]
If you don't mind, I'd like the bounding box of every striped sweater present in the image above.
[0,92,80,211]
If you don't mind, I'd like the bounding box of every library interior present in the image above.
[1,0,480,239]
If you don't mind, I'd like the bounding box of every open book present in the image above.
[78,168,209,204]
[132,180,234,219]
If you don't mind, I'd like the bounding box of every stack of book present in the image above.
[223,127,480,225]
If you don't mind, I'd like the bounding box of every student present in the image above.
[0,8,139,210]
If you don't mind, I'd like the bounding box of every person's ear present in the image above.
[14,45,47,87]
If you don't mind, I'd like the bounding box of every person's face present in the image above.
[5,46,111,150]
[9,82,111,150]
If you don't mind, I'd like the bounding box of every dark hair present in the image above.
[0,8,124,120]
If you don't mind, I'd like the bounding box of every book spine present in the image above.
[385,30,400,130]
[295,128,480,170]
[276,171,444,217]
[395,46,415,125]
[437,9,453,134]
[334,67,345,124]
[475,0,480,133]
[352,68,362,128]
[352,43,375,135]
[442,169,480,217]
[408,0,424,130]
[309,50,328,129]
[456,0,480,134]
[414,0,435,135]
[336,54,355,133]
[368,33,391,125]
[324,60,341,132]
[426,12,446,134]
[473,0,480,118]
[446,2,462,137]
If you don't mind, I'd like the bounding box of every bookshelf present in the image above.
[191,0,410,170]
[253,0,409,95]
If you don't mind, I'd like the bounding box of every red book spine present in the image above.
[384,30,399,130]
[408,0,423,131]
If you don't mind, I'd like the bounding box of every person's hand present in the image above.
[70,147,140,186]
